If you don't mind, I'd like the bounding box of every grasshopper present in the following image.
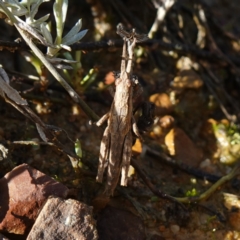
[96,24,148,196]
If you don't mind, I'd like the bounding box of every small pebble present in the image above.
[199,213,209,225]
[170,224,180,234]
[159,225,166,232]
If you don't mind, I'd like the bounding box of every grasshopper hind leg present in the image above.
[120,131,132,186]
[96,126,110,183]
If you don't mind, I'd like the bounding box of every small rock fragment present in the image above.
[159,115,175,130]
[132,138,142,154]
[105,71,115,85]
[172,70,203,89]
[0,163,69,235]
[170,224,180,234]
[149,93,172,116]
[164,127,203,167]
[27,196,98,240]
[159,225,166,232]
[223,193,240,231]
[176,56,194,70]
[172,57,203,90]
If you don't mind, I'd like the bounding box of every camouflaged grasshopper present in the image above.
[96,24,148,195]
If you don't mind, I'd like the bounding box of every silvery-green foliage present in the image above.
[0,0,87,65]
[46,57,77,70]
[2,0,28,16]
[53,0,68,42]
[47,0,87,57]
[62,19,87,45]
[41,22,53,44]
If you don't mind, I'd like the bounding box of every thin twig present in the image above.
[146,147,223,183]
[200,61,240,120]
[107,0,144,32]
[145,147,240,203]
[149,0,176,38]
[175,163,240,203]
[197,4,240,76]
[0,38,220,57]
[131,158,188,211]
[197,63,236,122]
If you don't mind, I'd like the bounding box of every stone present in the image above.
[97,206,145,240]
[170,224,180,234]
[0,163,69,235]
[159,115,175,130]
[27,196,98,240]
[149,93,172,116]
[172,57,203,90]
[132,139,142,154]
[223,193,240,231]
[104,71,115,85]
[164,127,203,167]
[172,70,203,89]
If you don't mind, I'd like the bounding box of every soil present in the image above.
[1,0,240,239]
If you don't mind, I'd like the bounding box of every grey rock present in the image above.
[27,196,98,240]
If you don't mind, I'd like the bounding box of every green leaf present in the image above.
[62,19,82,43]
[60,44,71,51]
[61,0,68,28]
[75,139,82,158]
[10,7,28,16]
[6,0,20,4]
[41,23,53,44]
[20,0,38,6]
[4,2,28,16]
[30,0,43,20]
[62,29,87,45]
[47,57,77,64]
[53,0,68,44]
[30,14,50,28]
[27,0,31,12]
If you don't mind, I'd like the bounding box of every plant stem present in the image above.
[0,3,99,121]
[175,163,240,203]
[18,26,99,120]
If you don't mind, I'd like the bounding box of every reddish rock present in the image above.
[0,164,69,235]
[104,71,115,85]
[27,196,98,240]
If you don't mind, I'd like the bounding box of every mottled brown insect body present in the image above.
[96,24,148,195]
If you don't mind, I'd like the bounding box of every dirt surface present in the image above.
[1,0,240,239]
